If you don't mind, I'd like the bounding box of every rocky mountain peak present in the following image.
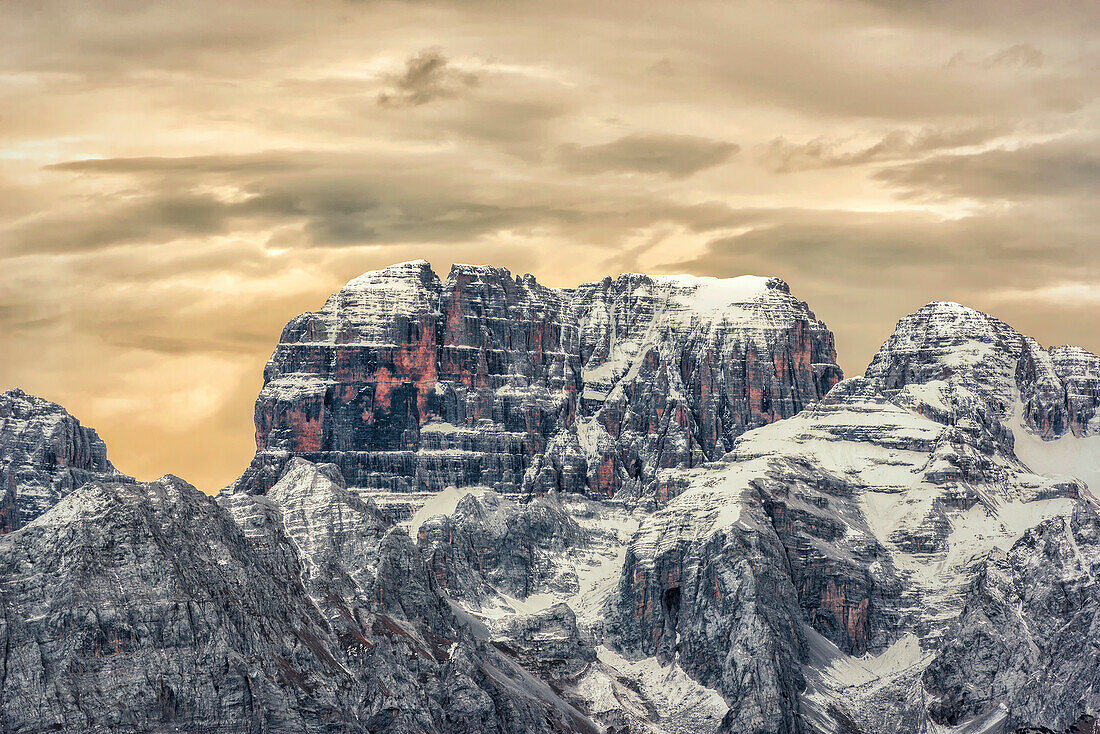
[3,276,1100,734]
[234,261,843,507]
[1,387,128,533]
[866,300,1100,442]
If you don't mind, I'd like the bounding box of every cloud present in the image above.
[760,125,1005,172]
[875,137,1100,200]
[558,134,738,178]
[376,48,480,107]
[9,150,751,255]
[986,282,1100,307]
[947,43,1045,70]
[47,154,309,175]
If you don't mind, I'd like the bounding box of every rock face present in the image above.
[866,301,1100,441]
[924,503,1100,732]
[0,474,352,732]
[416,490,586,604]
[234,261,842,502]
[0,388,127,533]
[0,465,602,733]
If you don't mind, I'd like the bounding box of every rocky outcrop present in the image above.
[234,261,842,501]
[416,490,586,605]
[0,388,127,533]
[0,464,602,733]
[533,273,843,502]
[494,604,596,686]
[610,479,807,734]
[1051,346,1100,438]
[220,458,602,733]
[235,261,582,496]
[924,503,1100,733]
[866,301,1100,442]
[0,474,353,732]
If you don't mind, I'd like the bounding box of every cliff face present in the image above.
[234,261,842,503]
[0,388,127,533]
[924,503,1100,732]
[605,301,1100,734]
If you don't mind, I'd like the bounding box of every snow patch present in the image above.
[1012,410,1100,493]
[404,485,494,535]
[585,645,728,734]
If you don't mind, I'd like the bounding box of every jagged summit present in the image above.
[867,299,1100,443]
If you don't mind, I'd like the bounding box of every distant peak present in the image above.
[446,262,517,280]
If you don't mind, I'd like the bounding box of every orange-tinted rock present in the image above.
[235,262,843,499]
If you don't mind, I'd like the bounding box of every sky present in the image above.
[1,0,1098,492]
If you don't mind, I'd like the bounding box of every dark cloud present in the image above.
[648,57,676,76]
[875,137,1100,200]
[9,151,751,255]
[377,48,480,107]
[5,188,313,255]
[761,125,1006,172]
[558,134,738,178]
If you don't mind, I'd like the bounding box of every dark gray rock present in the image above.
[0,474,352,733]
[416,490,586,604]
[924,504,1100,733]
[0,388,128,533]
[494,603,596,684]
[0,463,602,733]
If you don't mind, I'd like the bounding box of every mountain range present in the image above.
[1,260,1098,733]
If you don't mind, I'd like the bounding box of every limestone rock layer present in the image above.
[235,260,842,500]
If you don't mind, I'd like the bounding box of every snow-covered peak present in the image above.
[446,262,514,280]
[651,273,777,315]
[343,259,437,289]
[627,271,773,296]
[867,299,1100,447]
[866,301,1028,418]
[285,260,442,347]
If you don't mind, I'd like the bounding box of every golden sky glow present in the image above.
[2,0,1098,491]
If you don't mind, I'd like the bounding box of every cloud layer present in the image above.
[1,0,1098,490]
